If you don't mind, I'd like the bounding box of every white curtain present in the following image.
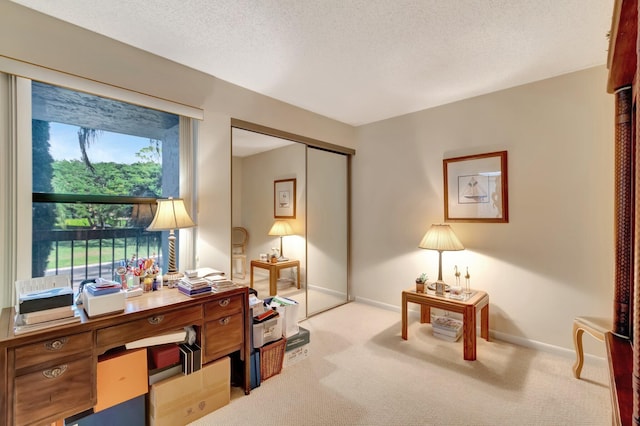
[179,115,197,271]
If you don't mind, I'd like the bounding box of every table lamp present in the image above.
[268,220,293,261]
[418,224,464,293]
[147,197,196,285]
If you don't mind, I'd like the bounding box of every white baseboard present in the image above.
[354,295,606,365]
[307,284,346,298]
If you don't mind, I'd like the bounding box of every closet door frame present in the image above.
[230,118,355,317]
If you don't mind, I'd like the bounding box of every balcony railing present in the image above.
[33,227,163,289]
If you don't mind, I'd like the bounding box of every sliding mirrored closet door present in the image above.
[307,147,349,315]
[231,123,351,318]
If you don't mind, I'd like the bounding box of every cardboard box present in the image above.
[285,326,310,352]
[83,288,125,318]
[65,395,145,426]
[283,344,310,367]
[149,356,230,426]
[95,348,148,412]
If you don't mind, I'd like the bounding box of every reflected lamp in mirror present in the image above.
[147,197,196,285]
[268,220,293,262]
[418,224,464,292]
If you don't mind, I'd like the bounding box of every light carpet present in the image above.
[191,302,610,426]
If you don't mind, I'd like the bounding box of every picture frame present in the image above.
[274,178,296,219]
[443,151,508,223]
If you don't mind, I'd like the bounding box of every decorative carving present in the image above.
[42,365,67,379]
[45,338,68,351]
[614,86,633,338]
[147,315,164,325]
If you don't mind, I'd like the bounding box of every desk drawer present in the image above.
[204,294,243,321]
[15,331,93,371]
[15,356,93,425]
[97,305,202,350]
[203,312,244,362]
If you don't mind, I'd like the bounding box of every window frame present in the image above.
[0,60,201,307]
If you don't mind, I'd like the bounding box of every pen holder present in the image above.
[126,275,140,290]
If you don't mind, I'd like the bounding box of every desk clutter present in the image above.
[249,294,310,389]
[12,269,245,335]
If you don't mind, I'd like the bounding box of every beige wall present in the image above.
[0,2,614,355]
[352,66,614,354]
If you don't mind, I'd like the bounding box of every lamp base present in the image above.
[163,271,184,288]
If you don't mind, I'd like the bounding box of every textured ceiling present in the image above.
[11,0,613,126]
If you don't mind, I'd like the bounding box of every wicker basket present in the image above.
[258,337,286,381]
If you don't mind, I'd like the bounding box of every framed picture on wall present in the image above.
[443,151,508,223]
[274,178,296,219]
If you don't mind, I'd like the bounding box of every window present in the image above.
[31,81,181,287]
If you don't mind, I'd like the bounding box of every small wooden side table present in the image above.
[250,259,301,296]
[402,288,489,361]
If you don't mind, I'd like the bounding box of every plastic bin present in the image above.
[253,315,283,349]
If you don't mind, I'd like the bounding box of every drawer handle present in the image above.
[219,317,230,325]
[42,364,67,379]
[148,315,164,325]
[45,338,68,351]
[219,298,230,307]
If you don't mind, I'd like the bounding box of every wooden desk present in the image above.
[402,288,489,361]
[0,286,251,425]
[250,259,301,296]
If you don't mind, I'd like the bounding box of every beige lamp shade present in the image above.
[418,224,464,251]
[147,198,196,231]
[147,197,196,282]
[268,220,293,237]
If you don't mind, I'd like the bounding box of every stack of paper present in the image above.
[178,276,212,296]
[210,280,240,293]
[125,329,188,350]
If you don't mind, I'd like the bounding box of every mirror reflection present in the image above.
[231,126,349,319]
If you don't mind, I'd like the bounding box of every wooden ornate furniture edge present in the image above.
[606,332,633,425]
[607,0,638,94]
[608,1,638,423]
